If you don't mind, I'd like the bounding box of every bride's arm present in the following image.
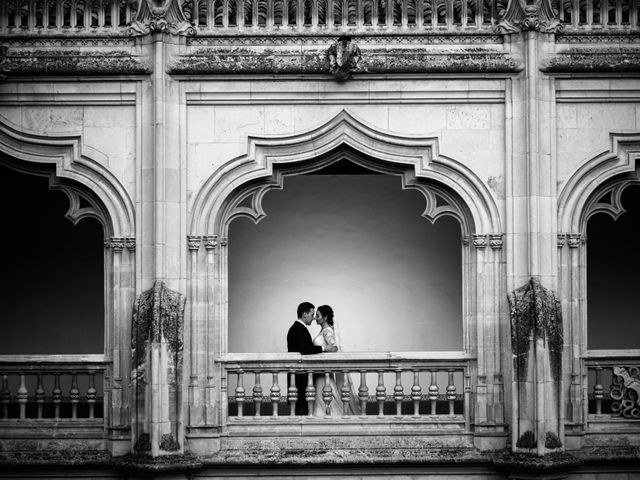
[323,328,337,347]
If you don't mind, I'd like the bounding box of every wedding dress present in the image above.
[312,326,361,416]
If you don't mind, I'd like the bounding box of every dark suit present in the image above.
[287,321,322,415]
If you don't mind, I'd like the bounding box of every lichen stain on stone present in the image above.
[543,50,640,73]
[4,50,151,75]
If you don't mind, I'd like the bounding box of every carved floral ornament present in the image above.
[495,0,564,34]
[129,0,195,36]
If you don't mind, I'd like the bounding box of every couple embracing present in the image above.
[287,302,361,417]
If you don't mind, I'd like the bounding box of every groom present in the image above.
[287,301,337,415]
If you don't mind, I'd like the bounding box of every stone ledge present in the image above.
[542,48,640,73]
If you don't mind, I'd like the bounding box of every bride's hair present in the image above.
[317,305,334,327]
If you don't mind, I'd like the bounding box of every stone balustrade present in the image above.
[0,0,638,36]
[0,355,106,421]
[585,353,640,421]
[222,352,470,424]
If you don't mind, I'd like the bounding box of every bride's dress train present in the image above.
[312,326,361,416]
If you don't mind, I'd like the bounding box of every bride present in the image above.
[312,305,361,416]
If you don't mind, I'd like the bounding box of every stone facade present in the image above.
[1,0,640,478]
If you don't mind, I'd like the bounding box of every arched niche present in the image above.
[557,132,640,426]
[0,117,136,431]
[186,110,505,428]
[226,147,467,353]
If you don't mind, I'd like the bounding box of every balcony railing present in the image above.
[222,352,471,429]
[0,0,637,36]
[584,351,640,426]
[0,355,106,421]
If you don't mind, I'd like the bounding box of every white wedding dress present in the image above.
[312,326,361,416]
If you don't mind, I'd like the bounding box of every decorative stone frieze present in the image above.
[495,0,563,34]
[187,235,202,251]
[472,234,488,249]
[327,36,362,81]
[489,234,504,250]
[129,0,195,37]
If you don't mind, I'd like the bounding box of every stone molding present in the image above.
[0,118,135,238]
[188,109,502,237]
[558,132,640,235]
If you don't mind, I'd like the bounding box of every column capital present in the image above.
[125,237,136,252]
[187,235,202,251]
[472,234,488,249]
[489,233,504,250]
[557,233,566,249]
[204,235,218,250]
[567,233,582,248]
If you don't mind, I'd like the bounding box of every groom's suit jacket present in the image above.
[287,321,323,355]
[287,320,322,415]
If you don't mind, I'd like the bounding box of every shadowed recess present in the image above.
[0,162,104,354]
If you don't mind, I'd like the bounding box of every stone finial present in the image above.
[129,0,196,36]
[327,36,362,81]
[494,0,563,34]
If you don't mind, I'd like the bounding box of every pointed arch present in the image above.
[558,132,640,234]
[0,118,135,238]
[189,109,501,237]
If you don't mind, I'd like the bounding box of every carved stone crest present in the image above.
[495,0,563,34]
[129,0,196,37]
[327,36,362,81]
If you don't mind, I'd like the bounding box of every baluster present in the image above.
[305,371,316,416]
[616,0,622,25]
[52,373,62,419]
[432,0,438,26]
[266,0,274,26]
[111,0,118,28]
[594,366,604,415]
[371,0,377,25]
[297,0,304,27]
[461,0,467,26]
[342,0,348,25]
[270,372,281,416]
[386,0,393,25]
[84,0,91,28]
[446,370,456,415]
[35,374,45,419]
[327,0,334,25]
[322,372,333,415]
[341,370,351,414]
[282,0,289,26]
[393,369,404,416]
[70,373,79,419]
[428,370,439,415]
[288,371,297,416]
[401,0,408,26]
[18,374,28,419]
[253,372,263,416]
[586,0,593,24]
[356,0,363,26]
[1,375,10,419]
[235,370,245,417]
[600,0,607,26]
[358,371,368,414]
[416,0,423,25]
[252,0,258,26]
[411,370,422,416]
[376,371,386,416]
[71,0,77,28]
[28,0,36,29]
[87,373,97,419]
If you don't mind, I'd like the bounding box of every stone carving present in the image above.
[557,233,566,248]
[132,280,185,373]
[489,234,504,250]
[495,0,563,34]
[0,46,8,81]
[204,235,218,250]
[567,233,581,248]
[472,234,488,249]
[132,280,185,454]
[327,36,362,81]
[187,235,202,251]
[509,277,563,382]
[125,237,136,252]
[129,0,196,37]
[611,366,640,419]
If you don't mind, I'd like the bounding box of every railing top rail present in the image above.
[584,350,640,362]
[220,351,472,370]
[0,354,108,371]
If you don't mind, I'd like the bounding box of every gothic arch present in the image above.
[189,109,502,237]
[0,118,135,237]
[558,132,640,234]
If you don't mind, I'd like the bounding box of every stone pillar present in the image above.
[131,280,186,456]
[497,0,565,455]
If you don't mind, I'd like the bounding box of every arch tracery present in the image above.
[189,109,502,237]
